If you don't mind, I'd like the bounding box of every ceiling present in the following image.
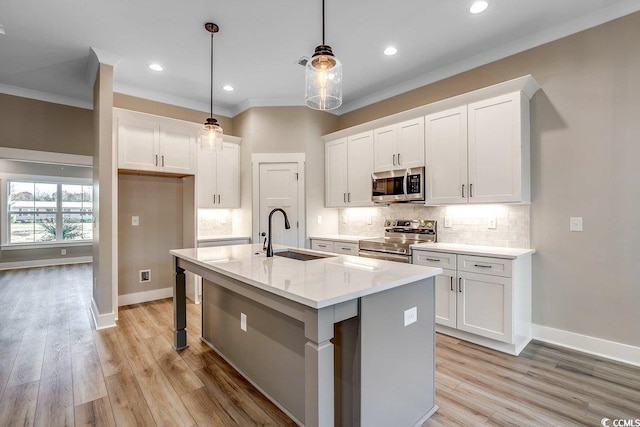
[1,0,639,117]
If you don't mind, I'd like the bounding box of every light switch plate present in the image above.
[404,307,417,326]
[488,217,497,229]
[240,313,247,332]
[317,215,322,224]
[444,217,452,228]
[570,217,583,232]
[132,216,139,226]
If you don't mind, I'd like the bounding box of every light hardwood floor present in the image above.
[0,264,638,426]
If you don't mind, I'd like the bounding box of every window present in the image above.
[7,180,93,244]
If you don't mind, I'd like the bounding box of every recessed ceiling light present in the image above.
[222,85,234,92]
[0,25,5,35]
[470,1,489,14]
[384,47,398,56]
[148,63,163,72]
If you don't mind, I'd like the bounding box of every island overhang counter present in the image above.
[170,244,442,427]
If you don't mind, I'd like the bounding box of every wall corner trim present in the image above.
[91,297,117,330]
[118,287,173,307]
[532,324,640,367]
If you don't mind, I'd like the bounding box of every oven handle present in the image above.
[358,250,410,263]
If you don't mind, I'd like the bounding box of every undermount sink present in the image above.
[274,250,336,261]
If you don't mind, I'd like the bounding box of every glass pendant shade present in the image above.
[305,44,342,110]
[200,117,223,151]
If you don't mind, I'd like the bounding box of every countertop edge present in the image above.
[410,243,535,259]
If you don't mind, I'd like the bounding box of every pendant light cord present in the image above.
[210,31,214,118]
[322,0,325,45]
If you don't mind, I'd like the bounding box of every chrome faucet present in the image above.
[266,208,291,257]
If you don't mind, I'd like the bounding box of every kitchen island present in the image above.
[171,244,442,427]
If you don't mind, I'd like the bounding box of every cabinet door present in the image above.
[311,240,335,253]
[396,117,425,169]
[325,139,348,207]
[196,146,216,208]
[346,131,374,207]
[333,242,358,255]
[457,271,513,343]
[216,142,240,208]
[425,106,468,205]
[117,115,159,172]
[434,269,457,328]
[160,123,197,174]
[373,125,396,172]
[468,92,523,203]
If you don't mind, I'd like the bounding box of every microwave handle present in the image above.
[403,169,409,199]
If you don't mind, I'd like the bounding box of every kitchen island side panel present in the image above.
[202,279,306,422]
[360,277,436,427]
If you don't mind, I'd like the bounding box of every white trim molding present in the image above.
[118,287,173,306]
[0,256,92,271]
[532,324,640,367]
[0,147,93,166]
[91,297,117,330]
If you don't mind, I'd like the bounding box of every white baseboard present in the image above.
[91,297,117,330]
[532,324,640,367]
[0,256,93,270]
[118,287,172,306]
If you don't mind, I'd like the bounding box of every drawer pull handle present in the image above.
[474,264,492,268]
[343,248,352,251]
[318,245,327,248]
[450,276,453,291]
[425,258,440,262]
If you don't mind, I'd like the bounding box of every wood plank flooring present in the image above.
[0,264,638,426]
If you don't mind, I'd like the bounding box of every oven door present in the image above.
[358,250,411,263]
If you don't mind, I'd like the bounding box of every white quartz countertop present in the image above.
[197,235,251,243]
[410,242,535,259]
[309,234,378,243]
[171,244,441,309]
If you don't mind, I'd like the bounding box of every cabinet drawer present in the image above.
[334,242,359,255]
[413,250,456,269]
[458,255,512,278]
[311,240,335,253]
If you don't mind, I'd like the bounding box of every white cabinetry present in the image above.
[425,92,530,205]
[197,141,240,208]
[115,109,198,175]
[413,249,531,355]
[373,117,424,172]
[311,239,359,255]
[325,131,374,208]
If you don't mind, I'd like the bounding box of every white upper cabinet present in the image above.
[373,117,425,172]
[425,106,468,205]
[425,91,531,205]
[115,109,198,175]
[197,141,240,209]
[325,131,374,208]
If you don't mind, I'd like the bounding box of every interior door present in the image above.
[258,163,299,249]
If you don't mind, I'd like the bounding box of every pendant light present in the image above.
[199,22,223,151]
[305,0,342,111]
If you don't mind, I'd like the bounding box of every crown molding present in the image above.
[86,47,122,90]
[0,83,92,109]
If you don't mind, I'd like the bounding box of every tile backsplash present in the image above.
[338,204,530,248]
[198,209,233,237]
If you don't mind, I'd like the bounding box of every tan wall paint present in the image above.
[232,107,339,240]
[118,174,183,296]
[0,93,93,155]
[114,93,233,135]
[336,13,640,346]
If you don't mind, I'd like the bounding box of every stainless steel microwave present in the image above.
[371,167,425,203]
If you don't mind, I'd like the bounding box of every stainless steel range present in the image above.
[358,219,437,263]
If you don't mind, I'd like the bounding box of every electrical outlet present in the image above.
[488,217,497,229]
[61,249,67,255]
[404,307,417,326]
[317,215,322,224]
[139,269,151,283]
[132,216,139,226]
[444,217,452,228]
[570,217,583,232]
[240,313,247,332]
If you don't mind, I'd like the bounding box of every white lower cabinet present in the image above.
[311,239,358,255]
[413,249,531,355]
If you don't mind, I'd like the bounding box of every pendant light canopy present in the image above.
[305,0,342,111]
[200,22,223,151]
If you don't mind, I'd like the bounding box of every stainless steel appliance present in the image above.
[371,166,425,203]
[358,219,436,263]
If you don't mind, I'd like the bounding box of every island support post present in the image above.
[173,258,188,350]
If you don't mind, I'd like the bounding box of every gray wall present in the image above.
[118,174,184,296]
[337,13,640,347]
